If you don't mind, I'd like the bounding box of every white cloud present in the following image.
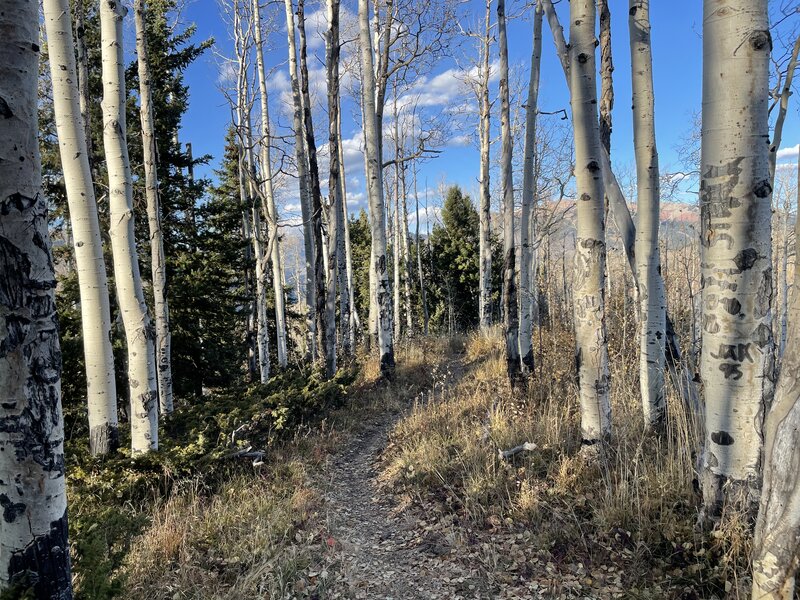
[777,144,800,161]
[398,59,501,110]
[446,134,471,147]
[776,161,798,172]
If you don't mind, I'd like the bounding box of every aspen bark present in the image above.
[100,0,158,453]
[134,0,173,414]
[0,4,72,593]
[400,164,413,333]
[359,0,395,375]
[751,150,800,600]
[779,193,790,359]
[253,0,288,369]
[324,0,342,377]
[498,0,519,383]
[414,164,430,334]
[699,0,773,515]
[297,0,330,365]
[74,0,92,160]
[245,124,270,384]
[338,102,356,353]
[233,1,269,383]
[44,0,119,455]
[478,0,493,331]
[629,0,666,427]
[519,1,542,373]
[542,0,698,416]
[570,0,610,443]
[284,0,317,361]
[597,0,613,153]
[392,94,402,340]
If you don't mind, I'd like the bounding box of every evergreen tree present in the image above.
[428,186,482,332]
[349,209,373,335]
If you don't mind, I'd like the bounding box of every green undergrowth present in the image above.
[64,365,357,599]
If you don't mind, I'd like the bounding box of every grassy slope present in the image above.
[66,330,755,599]
[382,327,753,599]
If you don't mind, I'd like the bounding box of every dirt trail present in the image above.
[318,358,492,599]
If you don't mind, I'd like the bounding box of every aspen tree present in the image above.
[283,0,316,360]
[699,0,774,514]
[519,0,542,373]
[570,0,610,443]
[252,0,288,369]
[542,0,698,415]
[400,163,413,333]
[337,103,356,353]
[478,0,493,330]
[358,0,395,376]
[629,0,666,427]
[597,0,613,153]
[134,0,173,414]
[324,0,343,377]
[232,0,269,382]
[297,0,330,365]
[498,0,520,383]
[751,152,800,600]
[43,0,119,454]
[414,163,430,334]
[100,0,158,453]
[74,0,92,158]
[0,3,72,593]
[392,91,403,340]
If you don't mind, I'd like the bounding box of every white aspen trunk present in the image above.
[284,0,317,361]
[570,0,610,444]
[134,0,173,414]
[233,2,270,383]
[43,0,119,455]
[597,0,613,304]
[699,0,773,515]
[414,163,430,334]
[0,5,72,592]
[74,0,92,160]
[324,0,342,377]
[253,0,288,369]
[400,166,413,332]
[100,0,158,454]
[338,102,356,352]
[478,0,492,331]
[543,0,699,417]
[629,0,666,427]
[359,0,395,375]
[519,1,542,372]
[357,85,379,350]
[250,201,270,384]
[751,154,800,600]
[297,0,329,365]
[393,182,401,339]
[597,0,613,153]
[392,97,402,340]
[240,174,257,379]
[498,0,520,383]
[780,195,790,359]
[245,123,270,384]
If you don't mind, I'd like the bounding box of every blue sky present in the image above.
[175,0,800,222]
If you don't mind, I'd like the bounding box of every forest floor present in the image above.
[115,329,750,600]
[312,355,499,599]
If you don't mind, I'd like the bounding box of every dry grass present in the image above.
[122,456,325,599]
[382,325,754,598]
[120,336,456,600]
